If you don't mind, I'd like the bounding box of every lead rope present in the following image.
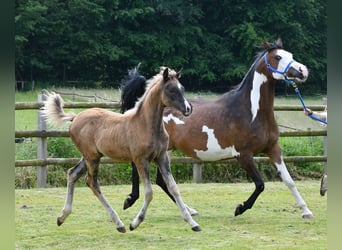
[290,81,328,125]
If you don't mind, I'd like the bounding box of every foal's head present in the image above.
[262,38,308,83]
[160,67,192,116]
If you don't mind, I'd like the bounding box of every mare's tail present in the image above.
[41,92,76,127]
[120,63,147,113]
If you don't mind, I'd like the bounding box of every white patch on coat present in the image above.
[250,72,267,122]
[194,125,240,161]
[163,114,185,125]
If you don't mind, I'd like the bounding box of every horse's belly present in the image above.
[194,145,240,161]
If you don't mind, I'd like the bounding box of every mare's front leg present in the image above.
[85,158,126,233]
[57,158,87,226]
[235,154,265,216]
[156,153,201,231]
[123,162,140,209]
[130,159,153,231]
[267,144,313,218]
[156,168,198,216]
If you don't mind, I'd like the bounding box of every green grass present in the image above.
[15,181,327,249]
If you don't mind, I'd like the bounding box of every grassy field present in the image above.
[15,181,327,249]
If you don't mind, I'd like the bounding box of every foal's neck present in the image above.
[138,82,165,133]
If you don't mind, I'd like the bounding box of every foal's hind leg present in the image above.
[156,168,198,216]
[57,158,87,226]
[156,154,201,231]
[85,158,126,233]
[267,144,313,218]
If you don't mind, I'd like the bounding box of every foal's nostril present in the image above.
[299,66,303,72]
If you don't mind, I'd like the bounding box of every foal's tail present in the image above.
[120,63,147,113]
[41,91,76,127]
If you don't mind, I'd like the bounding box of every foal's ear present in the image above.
[176,67,182,79]
[163,67,169,82]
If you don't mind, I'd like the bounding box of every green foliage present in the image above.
[15,0,326,94]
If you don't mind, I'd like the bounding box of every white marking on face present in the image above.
[194,125,240,161]
[272,50,293,80]
[163,114,185,125]
[250,72,267,122]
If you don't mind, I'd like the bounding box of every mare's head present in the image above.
[160,66,192,116]
[261,38,308,83]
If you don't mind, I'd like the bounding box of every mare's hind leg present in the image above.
[235,154,265,216]
[85,158,126,233]
[156,168,198,216]
[267,144,313,218]
[156,154,201,231]
[57,158,87,226]
[123,162,140,210]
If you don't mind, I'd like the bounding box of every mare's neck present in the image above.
[237,61,277,121]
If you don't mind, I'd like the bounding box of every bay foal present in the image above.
[42,67,201,233]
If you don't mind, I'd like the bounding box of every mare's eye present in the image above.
[275,55,282,61]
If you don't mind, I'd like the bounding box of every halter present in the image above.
[263,52,294,84]
[263,52,327,125]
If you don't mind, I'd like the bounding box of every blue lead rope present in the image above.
[291,82,328,125]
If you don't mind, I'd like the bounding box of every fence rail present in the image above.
[15,97,327,187]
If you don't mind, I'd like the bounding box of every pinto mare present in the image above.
[41,67,202,233]
[122,39,314,219]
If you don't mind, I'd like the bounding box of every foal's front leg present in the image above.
[129,160,153,231]
[156,154,201,231]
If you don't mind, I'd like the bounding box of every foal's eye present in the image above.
[275,55,282,61]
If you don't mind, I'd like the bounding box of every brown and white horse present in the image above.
[42,67,202,233]
[122,39,313,219]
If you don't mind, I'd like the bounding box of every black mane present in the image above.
[120,65,147,113]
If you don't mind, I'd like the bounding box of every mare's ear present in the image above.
[275,37,283,48]
[163,67,169,82]
[263,41,270,50]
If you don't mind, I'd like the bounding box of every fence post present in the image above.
[193,163,203,183]
[37,93,47,188]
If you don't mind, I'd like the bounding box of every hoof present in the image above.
[302,213,314,219]
[123,196,136,210]
[234,203,244,216]
[192,226,202,232]
[129,224,135,231]
[57,218,63,226]
[117,227,126,233]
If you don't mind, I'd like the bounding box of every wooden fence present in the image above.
[15,94,327,187]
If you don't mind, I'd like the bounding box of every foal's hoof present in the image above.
[192,226,202,232]
[57,218,63,226]
[302,213,314,219]
[234,203,244,216]
[117,227,126,233]
[129,224,136,231]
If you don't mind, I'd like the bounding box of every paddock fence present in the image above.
[15,94,327,187]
